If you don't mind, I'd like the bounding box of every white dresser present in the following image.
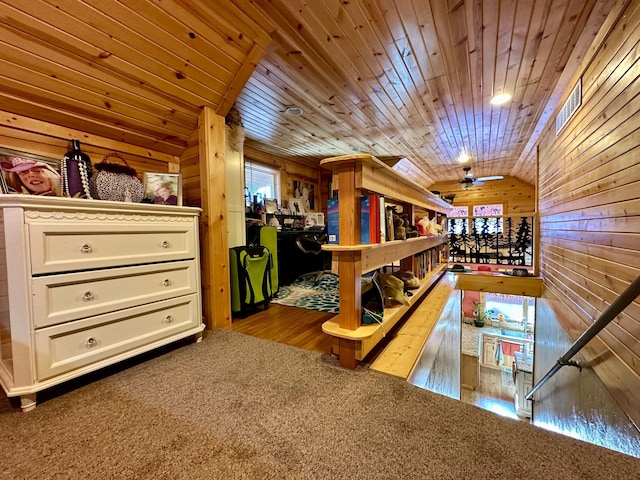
[0,195,204,411]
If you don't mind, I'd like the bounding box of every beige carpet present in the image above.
[1,329,638,479]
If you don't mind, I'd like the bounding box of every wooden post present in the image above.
[198,107,231,329]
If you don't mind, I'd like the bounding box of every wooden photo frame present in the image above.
[143,173,182,206]
[0,147,62,196]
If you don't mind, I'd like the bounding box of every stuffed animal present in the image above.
[393,213,406,240]
[403,215,420,238]
[417,216,438,236]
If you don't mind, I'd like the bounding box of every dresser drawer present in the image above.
[28,222,196,275]
[34,294,200,381]
[32,260,198,328]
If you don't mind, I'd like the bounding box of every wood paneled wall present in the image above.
[243,145,325,213]
[536,0,640,425]
[428,176,535,215]
[0,111,178,179]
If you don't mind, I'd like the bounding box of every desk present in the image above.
[276,230,329,285]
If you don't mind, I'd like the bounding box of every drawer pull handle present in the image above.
[164,315,174,324]
[82,291,95,301]
[163,279,172,287]
[80,243,93,254]
[85,337,97,348]
[161,240,170,249]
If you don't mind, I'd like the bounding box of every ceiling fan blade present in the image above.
[476,175,504,181]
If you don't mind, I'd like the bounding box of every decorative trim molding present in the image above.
[24,210,192,223]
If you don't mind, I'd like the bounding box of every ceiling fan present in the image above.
[459,166,503,190]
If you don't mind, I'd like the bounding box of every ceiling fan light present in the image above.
[490,93,512,106]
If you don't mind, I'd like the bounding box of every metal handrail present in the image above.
[526,274,640,401]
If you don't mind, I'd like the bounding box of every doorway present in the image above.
[460,291,535,421]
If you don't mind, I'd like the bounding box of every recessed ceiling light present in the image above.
[490,93,512,106]
[285,106,303,116]
[458,151,470,163]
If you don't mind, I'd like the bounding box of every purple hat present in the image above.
[1,156,59,175]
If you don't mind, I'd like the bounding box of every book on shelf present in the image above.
[360,196,371,244]
[327,195,381,245]
[327,197,339,244]
[360,195,381,244]
[385,205,395,242]
[379,196,386,242]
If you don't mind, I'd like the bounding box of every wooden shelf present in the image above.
[319,153,450,368]
[320,154,451,212]
[322,264,447,359]
[370,272,459,379]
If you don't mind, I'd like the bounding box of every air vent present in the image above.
[556,78,582,134]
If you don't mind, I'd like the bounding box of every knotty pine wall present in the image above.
[243,145,325,213]
[536,0,640,425]
[0,111,179,184]
[428,176,535,215]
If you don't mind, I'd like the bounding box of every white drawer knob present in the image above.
[80,243,93,254]
[164,315,174,324]
[82,291,94,301]
[85,337,97,348]
[161,240,170,249]
[163,278,172,287]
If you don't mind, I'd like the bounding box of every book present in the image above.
[327,197,339,244]
[360,195,371,244]
[379,196,386,242]
[368,194,380,244]
[385,206,395,242]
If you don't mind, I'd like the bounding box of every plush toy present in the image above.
[393,213,406,240]
[417,216,438,236]
[404,215,420,238]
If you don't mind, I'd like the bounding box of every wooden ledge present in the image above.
[455,271,544,297]
[369,273,459,379]
[322,265,447,345]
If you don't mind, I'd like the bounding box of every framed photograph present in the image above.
[293,179,315,211]
[0,147,62,196]
[264,198,278,214]
[143,173,182,206]
[288,197,305,215]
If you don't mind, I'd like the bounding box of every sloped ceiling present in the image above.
[0,0,616,187]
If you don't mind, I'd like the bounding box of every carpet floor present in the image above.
[1,329,638,479]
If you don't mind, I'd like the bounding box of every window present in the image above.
[472,204,503,234]
[450,206,469,217]
[245,161,280,208]
[473,204,503,216]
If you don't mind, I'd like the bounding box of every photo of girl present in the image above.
[143,173,182,206]
[152,182,178,205]
[1,156,62,196]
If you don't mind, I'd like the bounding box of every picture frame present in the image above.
[143,173,182,206]
[264,198,278,214]
[292,179,315,211]
[0,147,62,196]
[288,197,305,215]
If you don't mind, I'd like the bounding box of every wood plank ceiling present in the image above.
[0,1,613,186]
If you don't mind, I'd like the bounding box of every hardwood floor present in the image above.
[230,303,336,355]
